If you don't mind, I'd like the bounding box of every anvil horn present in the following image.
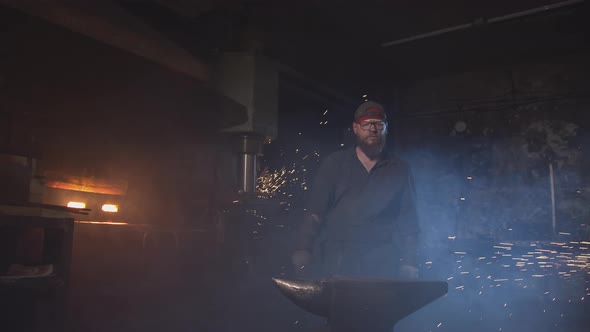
[271,278,331,317]
[273,277,448,332]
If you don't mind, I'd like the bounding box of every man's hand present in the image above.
[291,250,311,276]
[399,264,419,279]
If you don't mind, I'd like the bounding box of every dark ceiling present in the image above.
[120,0,589,98]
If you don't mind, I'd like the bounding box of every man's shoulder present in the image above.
[383,151,412,172]
[325,148,354,162]
[388,155,409,166]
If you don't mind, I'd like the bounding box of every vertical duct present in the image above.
[214,52,278,194]
[233,133,264,193]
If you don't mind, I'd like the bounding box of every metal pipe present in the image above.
[381,0,585,47]
[550,163,557,235]
[233,133,264,193]
[239,154,257,193]
[381,23,472,47]
[487,0,584,24]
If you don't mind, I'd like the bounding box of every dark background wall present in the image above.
[396,50,590,241]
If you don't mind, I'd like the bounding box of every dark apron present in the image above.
[318,242,402,278]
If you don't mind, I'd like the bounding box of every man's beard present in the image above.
[357,135,386,159]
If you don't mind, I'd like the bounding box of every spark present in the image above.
[257,167,288,196]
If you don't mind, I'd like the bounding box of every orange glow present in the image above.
[102,204,119,213]
[75,221,128,226]
[43,172,128,195]
[67,201,86,209]
[46,181,126,195]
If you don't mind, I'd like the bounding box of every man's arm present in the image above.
[292,213,320,274]
[396,164,420,277]
[292,155,335,271]
[295,155,335,250]
[295,212,322,251]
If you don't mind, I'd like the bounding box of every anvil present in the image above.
[272,277,448,332]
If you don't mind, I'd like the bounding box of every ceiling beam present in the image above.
[0,0,210,82]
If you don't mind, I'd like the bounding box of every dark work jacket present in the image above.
[296,147,420,270]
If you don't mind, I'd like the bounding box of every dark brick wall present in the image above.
[397,51,590,240]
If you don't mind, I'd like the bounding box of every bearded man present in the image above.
[292,101,420,279]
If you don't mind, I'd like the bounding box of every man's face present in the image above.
[352,118,388,150]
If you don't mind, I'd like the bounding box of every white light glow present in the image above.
[67,201,86,209]
[102,204,119,213]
